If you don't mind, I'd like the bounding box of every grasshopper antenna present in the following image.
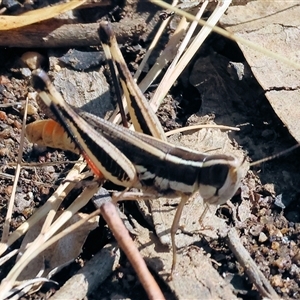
[250,143,300,167]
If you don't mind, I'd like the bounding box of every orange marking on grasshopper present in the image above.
[26,119,105,180]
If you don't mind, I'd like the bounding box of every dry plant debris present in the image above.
[0,0,299,299]
[220,1,300,144]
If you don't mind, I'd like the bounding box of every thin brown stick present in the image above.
[225,228,279,299]
[100,201,165,300]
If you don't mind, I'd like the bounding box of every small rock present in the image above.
[250,224,264,237]
[27,191,34,201]
[258,232,268,243]
[274,194,285,209]
[292,251,300,266]
[20,68,31,77]
[271,241,280,250]
[273,257,291,270]
[54,64,61,72]
[0,75,10,84]
[13,120,22,129]
[0,111,7,121]
[14,193,32,214]
[26,103,38,115]
[0,148,9,156]
[7,116,15,125]
[227,61,245,81]
[39,186,50,195]
[21,52,45,70]
[270,274,284,287]
[0,128,11,139]
[44,166,55,174]
[5,185,13,195]
[290,264,300,276]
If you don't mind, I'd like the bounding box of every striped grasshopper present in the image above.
[28,21,247,275]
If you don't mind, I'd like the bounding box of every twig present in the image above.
[0,20,146,48]
[150,0,300,70]
[100,201,165,300]
[225,228,279,299]
[0,183,101,298]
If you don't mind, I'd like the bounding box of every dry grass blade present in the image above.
[150,0,300,70]
[150,0,232,109]
[134,0,179,81]
[165,124,240,137]
[0,182,101,298]
[0,0,86,30]
[1,198,165,299]
[138,15,189,94]
[0,159,87,256]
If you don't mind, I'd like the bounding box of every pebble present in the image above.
[270,274,284,287]
[5,185,13,195]
[26,103,38,115]
[0,147,9,156]
[250,224,264,237]
[20,68,31,77]
[271,241,280,250]
[292,251,300,266]
[13,120,22,129]
[0,128,11,138]
[27,191,34,201]
[39,186,50,195]
[0,111,7,121]
[258,232,268,243]
[21,51,45,70]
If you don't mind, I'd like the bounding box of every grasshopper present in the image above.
[28,21,247,275]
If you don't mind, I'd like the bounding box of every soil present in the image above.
[0,1,300,300]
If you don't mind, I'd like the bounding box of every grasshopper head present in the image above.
[198,155,248,205]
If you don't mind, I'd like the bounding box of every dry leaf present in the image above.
[0,0,86,31]
[220,1,300,143]
[17,212,99,282]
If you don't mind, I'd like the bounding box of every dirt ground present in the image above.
[0,1,300,299]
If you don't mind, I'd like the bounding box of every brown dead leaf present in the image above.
[220,1,300,143]
[0,0,85,31]
[17,212,99,282]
